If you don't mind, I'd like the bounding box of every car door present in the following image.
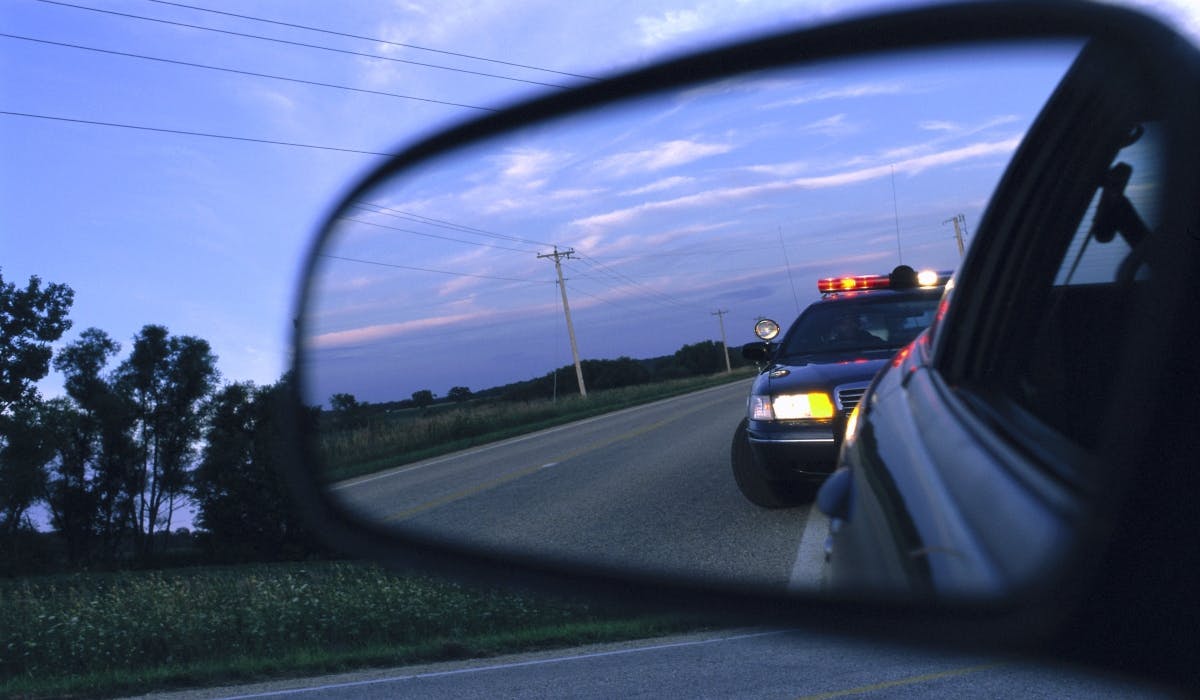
[827,37,1200,614]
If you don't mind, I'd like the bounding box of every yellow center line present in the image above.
[384,394,731,523]
[794,663,1006,700]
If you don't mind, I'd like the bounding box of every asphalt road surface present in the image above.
[138,628,1179,699]
[332,380,828,591]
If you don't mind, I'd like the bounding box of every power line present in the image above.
[35,0,573,89]
[1,33,496,113]
[338,217,539,255]
[139,0,601,81]
[571,255,700,312]
[0,110,396,156]
[318,254,550,284]
[568,283,664,315]
[566,274,708,318]
[352,203,556,248]
[588,243,770,261]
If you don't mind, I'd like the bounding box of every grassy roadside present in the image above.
[321,369,756,482]
[0,560,730,699]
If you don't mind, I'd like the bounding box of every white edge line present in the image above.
[215,629,795,699]
[789,506,831,592]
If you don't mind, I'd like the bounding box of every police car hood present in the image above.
[762,349,895,393]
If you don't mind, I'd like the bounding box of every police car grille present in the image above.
[837,387,867,413]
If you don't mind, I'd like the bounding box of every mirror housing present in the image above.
[285,0,1200,687]
[740,342,775,364]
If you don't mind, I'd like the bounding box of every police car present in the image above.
[731,265,948,508]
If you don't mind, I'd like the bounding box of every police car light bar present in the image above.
[817,274,891,294]
[817,266,949,295]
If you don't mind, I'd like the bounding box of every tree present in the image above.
[581,357,650,390]
[115,325,218,560]
[194,378,321,561]
[50,328,132,564]
[329,392,359,413]
[327,392,367,430]
[40,397,96,562]
[0,272,73,536]
[0,272,74,414]
[411,389,435,409]
[0,401,55,534]
[0,272,73,559]
[673,340,726,376]
[447,386,472,403]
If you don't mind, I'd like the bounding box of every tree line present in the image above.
[0,270,746,574]
[0,271,317,574]
[476,340,746,403]
[326,341,747,425]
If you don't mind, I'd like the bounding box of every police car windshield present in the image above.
[779,295,940,356]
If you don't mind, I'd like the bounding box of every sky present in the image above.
[4,0,1200,407]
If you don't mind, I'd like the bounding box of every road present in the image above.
[332,380,828,591]
[147,383,1177,700]
[137,628,1177,699]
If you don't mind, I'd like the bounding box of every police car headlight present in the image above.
[750,392,835,420]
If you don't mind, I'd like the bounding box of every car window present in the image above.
[780,296,940,355]
[986,122,1163,450]
[1054,124,1163,286]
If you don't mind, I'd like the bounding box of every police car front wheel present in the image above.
[730,418,813,508]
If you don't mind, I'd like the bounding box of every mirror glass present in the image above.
[298,42,1080,595]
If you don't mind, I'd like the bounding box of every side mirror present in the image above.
[285,1,1200,687]
[740,342,774,364]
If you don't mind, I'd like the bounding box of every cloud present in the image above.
[767,82,914,108]
[437,275,482,298]
[636,9,707,46]
[796,137,1022,185]
[497,147,561,181]
[596,221,733,256]
[309,312,482,350]
[879,114,1020,161]
[549,187,606,202]
[453,147,584,214]
[572,137,1022,230]
[623,176,696,196]
[920,120,961,132]
[800,113,858,136]
[572,181,790,230]
[745,161,809,177]
[253,89,297,115]
[596,140,732,176]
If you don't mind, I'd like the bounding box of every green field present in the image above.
[0,560,726,698]
[320,369,755,482]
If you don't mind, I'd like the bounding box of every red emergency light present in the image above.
[818,266,950,295]
[817,274,891,294]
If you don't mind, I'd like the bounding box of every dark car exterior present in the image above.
[731,269,945,508]
[817,33,1200,626]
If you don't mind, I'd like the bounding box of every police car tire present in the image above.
[730,418,808,508]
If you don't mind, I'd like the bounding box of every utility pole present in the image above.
[712,309,732,374]
[943,214,967,257]
[539,247,587,398]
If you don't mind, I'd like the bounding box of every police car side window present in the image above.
[993,123,1162,449]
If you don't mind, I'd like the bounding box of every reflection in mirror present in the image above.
[299,43,1079,595]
